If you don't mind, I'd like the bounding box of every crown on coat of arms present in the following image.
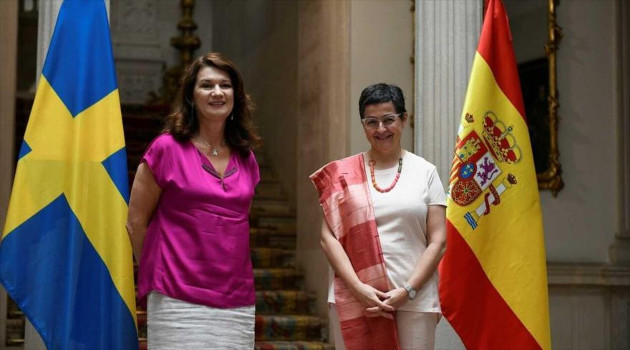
[482,112,521,164]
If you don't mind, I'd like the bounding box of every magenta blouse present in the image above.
[137,133,259,308]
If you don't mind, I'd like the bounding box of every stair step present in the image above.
[251,199,294,218]
[254,151,269,166]
[251,234,296,249]
[255,181,285,199]
[256,291,312,315]
[251,248,295,268]
[254,268,303,290]
[255,315,326,341]
[250,227,296,249]
[250,227,295,237]
[255,341,334,350]
[260,166,277,181]
[256,217,296,234]
[137,310,147,339]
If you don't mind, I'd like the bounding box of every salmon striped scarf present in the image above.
[310,153,400,350]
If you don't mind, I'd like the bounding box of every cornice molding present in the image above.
[547,262,630,287]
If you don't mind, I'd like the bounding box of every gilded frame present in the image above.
[538,0,564,195]
[496,0,565,195]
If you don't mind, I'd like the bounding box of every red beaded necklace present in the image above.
[368,157,403,193]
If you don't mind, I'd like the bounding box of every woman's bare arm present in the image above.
[126,162,162,262]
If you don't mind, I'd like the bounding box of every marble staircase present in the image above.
[250,153,333,350]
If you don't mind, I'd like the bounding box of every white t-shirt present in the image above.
[328,150,447,313]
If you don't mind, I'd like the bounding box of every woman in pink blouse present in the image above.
[127,52,261,349]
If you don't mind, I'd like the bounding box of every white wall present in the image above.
[349,0,414,155]
[507,0,619,263]
[542,1,618,263]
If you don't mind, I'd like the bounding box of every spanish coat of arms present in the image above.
[449,112,522,230]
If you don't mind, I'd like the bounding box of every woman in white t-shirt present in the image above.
[317,83,447,350]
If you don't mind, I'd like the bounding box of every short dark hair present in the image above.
[358,83,407,119]
[163,52,261,155]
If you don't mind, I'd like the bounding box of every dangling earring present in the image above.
[230,114,234,121]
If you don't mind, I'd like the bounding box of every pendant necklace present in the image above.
[369,155,403,193]
[198,136,220,156]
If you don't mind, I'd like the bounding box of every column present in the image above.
[296,0,350,327]
[414,0,481,183]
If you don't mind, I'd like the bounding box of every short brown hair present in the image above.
[163,52,261,155]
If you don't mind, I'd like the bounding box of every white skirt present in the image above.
[147,292,255,350]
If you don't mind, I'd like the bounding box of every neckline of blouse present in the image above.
[364,150,407,172]
[189,139,237,179]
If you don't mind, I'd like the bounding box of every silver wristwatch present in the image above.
[403,282,416,300]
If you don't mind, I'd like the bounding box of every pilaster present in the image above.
[609,0,630,266]
[296,0,350,326]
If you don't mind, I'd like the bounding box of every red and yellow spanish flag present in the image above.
[438,0,551,349]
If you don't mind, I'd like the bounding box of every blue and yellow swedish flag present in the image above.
[0,0,138,348]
